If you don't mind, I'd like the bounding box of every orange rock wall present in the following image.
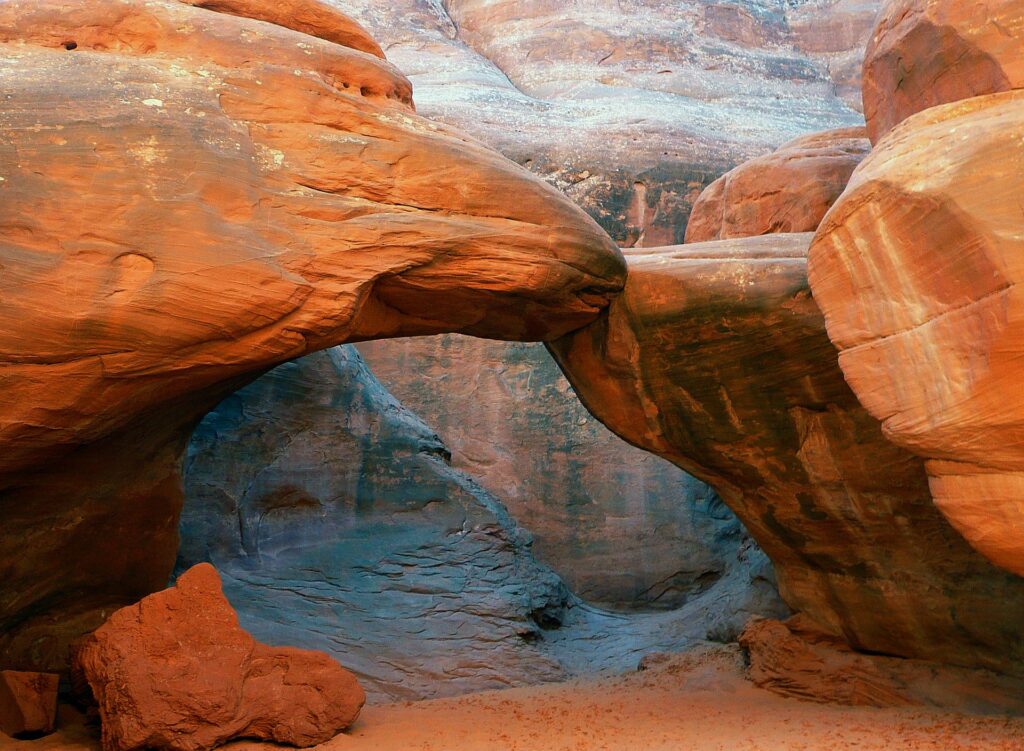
[552,234,1024,677]
[0,0,624,672]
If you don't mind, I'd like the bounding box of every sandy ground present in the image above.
[8,648,1024,751]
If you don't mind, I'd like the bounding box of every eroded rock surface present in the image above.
[338,0,877,247]
[551,234,1024,677]
[684,127,870,243]
[358,335,747,609]
[741,616,1024,714]
[0,671,59,740]
[808,91,1024,578]
[179,346,571,700]
[862,0,1024,143]
[73,563,364,751]
[180,345,788,700]
[0,0,623,671]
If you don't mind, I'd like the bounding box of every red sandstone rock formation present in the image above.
[862,0,1024,144]
[73,564,364,751]
[550,234,1024,677]
[684,127,870,243]
[809,90,1024,578]
[740,616,1024,713]
[786,0,884,113]
[0,0,624,673]
[0,670,59,739]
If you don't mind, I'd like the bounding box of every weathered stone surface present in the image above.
[338,0,876,248]
[180,0,387,56]
[786,0,884,113]
[358,336,748,609]
[179,346,571,700]
[348,0,878,612]
[0,671,59,739]
[72,563,365,751]
[684,127,870,243]
[863,0,1024,143]
[551,233,1024,677]
[180,345,789,700]
[0,0,623,671]
[741,616,1024,714]
[808,90,1024,578]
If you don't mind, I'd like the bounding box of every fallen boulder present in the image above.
[72,563,365,751]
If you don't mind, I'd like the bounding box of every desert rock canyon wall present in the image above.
[4,0,1024,745]
[0,0,625,673]
[350,0,883,611]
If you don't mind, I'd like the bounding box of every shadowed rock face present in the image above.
[862,0,1024,144]
[358,335,746,610]
[809,91,1024,579]
[178,346,572,701]
[179,345,789,700]
[740,616,1024,714]
[684,127,870,243]
[550,234,1024,677]
[0,0,624,672]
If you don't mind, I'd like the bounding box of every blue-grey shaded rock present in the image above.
[359,335,751,611]
[179,345,787,701]
[178,347,570,700]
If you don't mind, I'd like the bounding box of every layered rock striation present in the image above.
[809,0,1024,578]
[338,0,878,248]
[0,0,624,672]
[551,233,1024,677]
[180,345,788,700]
[809,92,1024,577]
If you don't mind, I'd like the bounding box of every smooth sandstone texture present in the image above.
[0,671,59,739]
[551,233,1024,677]
[808,91,1024,578]
[684,127,870,243]
[862,0,1024,143]
[73,564,365,751]
[0,0,624,671]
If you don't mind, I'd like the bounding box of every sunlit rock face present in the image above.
[684,127,870,243]
[0,0,624,673]
[809,91,1024,578]
[551,234,1024,678]
[809,1,1024,578]
[336,0,880,248]
[180,345,789,700]
[862,0,1024,143]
